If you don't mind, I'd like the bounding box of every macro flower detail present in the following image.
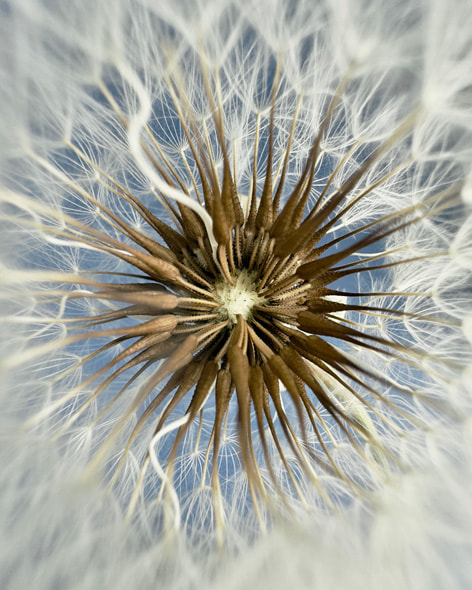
[1,0,472,586]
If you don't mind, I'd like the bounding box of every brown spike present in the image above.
[116,249,182,283]
[130,233,179,264]
[144,213,189,253]
[267,354,302,402]
[221,163,236,230]
[127,334,200,418]
[280,346,350,424]
[269,134,320,240]
[227,345,267,500]
[273,213,321,258]
[151,361,205,436]
[187,360,219,419]
[177,203,206,242]
[211,194,231,246]
[227,345,250,400]
[255,194,273,231]
[214,368,233,424]
[96,292,178,311]
[73,314,178,341]
[261,360,313,472]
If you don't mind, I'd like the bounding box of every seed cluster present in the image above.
[9,53,460,536]
[57,110,453,528]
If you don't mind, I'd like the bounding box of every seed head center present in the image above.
[214,269,264,324]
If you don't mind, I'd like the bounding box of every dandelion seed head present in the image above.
[1,0,472,587]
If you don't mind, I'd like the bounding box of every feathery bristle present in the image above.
[0,13,467,545]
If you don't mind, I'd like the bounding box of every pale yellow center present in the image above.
[214,270,264,323]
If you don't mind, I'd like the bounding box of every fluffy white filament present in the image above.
[0,0,471,589]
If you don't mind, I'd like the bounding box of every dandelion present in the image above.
[1,0,472,587]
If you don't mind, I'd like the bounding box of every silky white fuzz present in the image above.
[1,0,472,589]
